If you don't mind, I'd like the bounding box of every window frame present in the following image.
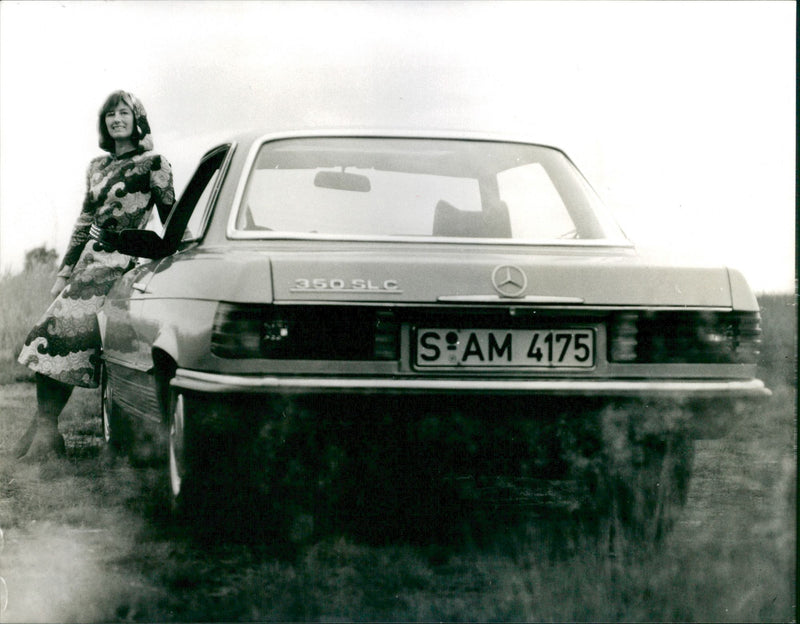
[225,134,632,248]
[163,143,235,250]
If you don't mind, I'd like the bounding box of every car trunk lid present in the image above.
[268,247,732,308]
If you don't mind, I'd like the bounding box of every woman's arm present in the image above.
[149,154,176,223]
[58,162,98,278]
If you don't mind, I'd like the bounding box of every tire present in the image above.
[168,390,194,513]
[100,363,129,451]
[167,390,230,516]
[166,390,272,541]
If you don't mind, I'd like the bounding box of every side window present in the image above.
[163,145,231,246]
[143,209,165,233]
[183,167,221,241]
[497,163,576,239]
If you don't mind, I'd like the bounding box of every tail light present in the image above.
[211,304,265,358]
[211,303,399,360]
[730,312,762,363]
[608,310,761,364]
[373,310,400,360]
[608,313,639,362]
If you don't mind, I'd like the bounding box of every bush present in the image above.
[757,292,797,388]
[24,245,58,272]
[0,264,56,383]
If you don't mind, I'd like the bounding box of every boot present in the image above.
[13,416,38,459]
[20,418,66,461]
[18,374,71,462]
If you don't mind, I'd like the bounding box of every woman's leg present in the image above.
[16,373,72,460]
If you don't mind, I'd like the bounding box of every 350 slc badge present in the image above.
[291,278,402,293]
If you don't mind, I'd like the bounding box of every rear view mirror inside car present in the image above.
[314,170,371,192]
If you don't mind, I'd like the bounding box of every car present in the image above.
[98,130,770,542]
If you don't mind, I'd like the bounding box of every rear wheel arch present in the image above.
[152,348,178,423]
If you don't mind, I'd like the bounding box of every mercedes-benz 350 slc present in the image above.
[98,131,770,541]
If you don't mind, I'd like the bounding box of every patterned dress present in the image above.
[18,134,175,388]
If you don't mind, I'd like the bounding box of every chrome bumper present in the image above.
[172,369,771,399]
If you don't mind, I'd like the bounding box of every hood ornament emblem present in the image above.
[491,265,527,298]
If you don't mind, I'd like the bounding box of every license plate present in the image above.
[416,328,595,368]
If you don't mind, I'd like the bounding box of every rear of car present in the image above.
[100,132,770,542]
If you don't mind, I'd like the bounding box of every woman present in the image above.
[15,90,175,461]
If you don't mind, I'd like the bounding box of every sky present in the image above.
[0,0,795,293]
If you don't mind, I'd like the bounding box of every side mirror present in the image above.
[118,229,173,259]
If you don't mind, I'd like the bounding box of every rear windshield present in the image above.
[233,137,627,243]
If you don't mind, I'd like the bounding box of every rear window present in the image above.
[233,137,626,243]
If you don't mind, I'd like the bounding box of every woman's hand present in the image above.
[50,276,68,298]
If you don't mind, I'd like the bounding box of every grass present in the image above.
[0,402,795,622]
[0,268,796,622]
[758,292,798,388]
[0,265,55,384]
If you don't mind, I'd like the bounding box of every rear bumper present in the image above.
[171,369,771,399]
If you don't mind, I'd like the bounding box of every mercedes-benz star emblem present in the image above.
[491,265,527,298]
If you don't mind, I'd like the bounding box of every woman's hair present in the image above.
[97,90,153,153]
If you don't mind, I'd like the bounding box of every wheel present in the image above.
[100,363,128,451]
[168,390,192,511]
[165,390,264,538]
[167,390,218,513]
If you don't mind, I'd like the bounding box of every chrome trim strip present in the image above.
[437,295,585,304]
[102,352,151,373]
[267,301,735,312]
[183,142,237,243]
[172,369,771,398]
[105,361,162,423]
[228,231,633,247]
[226,137,262,238]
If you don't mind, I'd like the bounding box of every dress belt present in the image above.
[89,224,120,252]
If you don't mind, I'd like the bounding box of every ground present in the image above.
[0,381,795,622]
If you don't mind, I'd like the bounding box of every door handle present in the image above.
[132,281,149,294]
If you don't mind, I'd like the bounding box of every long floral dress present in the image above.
[18,133,175,388]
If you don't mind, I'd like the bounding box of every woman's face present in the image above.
[105,101,134,142]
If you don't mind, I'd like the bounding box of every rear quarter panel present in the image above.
[135,298,220,370]
[130,248,274,370]
[144,247,273,303]
[728,268,760,311]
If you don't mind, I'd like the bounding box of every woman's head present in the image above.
[98,91,153,153]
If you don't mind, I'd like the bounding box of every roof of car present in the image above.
[219,127,565,152]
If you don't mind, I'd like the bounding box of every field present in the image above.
[0,267,796,622]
